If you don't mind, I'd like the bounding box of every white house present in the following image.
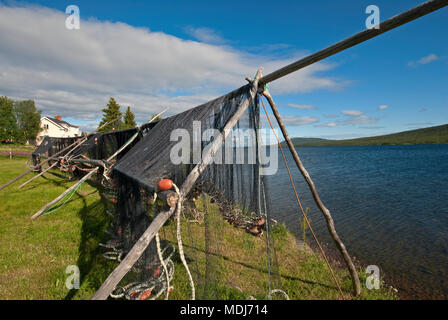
[36,116,82,145]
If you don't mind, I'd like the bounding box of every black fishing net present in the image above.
[101,85,284,300]
[32,136,80,167]
[32,122,158,179]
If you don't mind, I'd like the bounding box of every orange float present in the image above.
[158,179,174,191]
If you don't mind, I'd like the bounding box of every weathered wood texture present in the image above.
[91,68,263,300]
[30,168,98,219]
[0,138,83,192]
[261,89,361,296]
[158,190,180,208]
[18,161,59,189]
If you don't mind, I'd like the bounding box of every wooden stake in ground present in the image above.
[261,89,361,296]
[91,68,263,300]
[30,168,98,220]
[17,161,59,189]
[6,116,126,192]
[0,138,83,192]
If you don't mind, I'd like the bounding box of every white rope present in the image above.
[269,289,290,300]
[173,183,195,300]
[153,192,172,300]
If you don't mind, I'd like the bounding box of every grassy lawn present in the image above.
[0,156,115,299]
[0,157,396,300]
[159,199,397,300]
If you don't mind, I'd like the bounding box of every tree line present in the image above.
[0,95,161,144]
[0,96,41,144]
[97,97,162,132]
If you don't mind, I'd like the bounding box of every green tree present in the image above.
[123,106,137,129]
[98,97,123,132]
[0,96,18,141]
[14,99,41,144]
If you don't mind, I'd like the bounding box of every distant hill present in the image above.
[289,124,448,146]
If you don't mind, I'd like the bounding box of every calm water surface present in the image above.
[265,144,448,299]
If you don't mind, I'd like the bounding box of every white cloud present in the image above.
[0,4,345,126]
[418,53,438,64]
[184,26,226,44]
[315,115,377,127]
[287,104,317,110]
[341,110,364,116]
[408,53,438,67]
[315,122,337,127]
[261,114,319,127]
[378,105,388,110]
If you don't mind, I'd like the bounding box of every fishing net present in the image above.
[32,122,158,180]
[32,136,80,167]
[102,85,284,300]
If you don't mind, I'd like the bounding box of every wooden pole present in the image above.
[91,68,263,300]
[30,168,98,220]
[259,0,448,85]
[18,161,59,189]
[0,138,83,192]
[16,138,88,190]
[261,89,361,296]
[30,110,168,220]
[9,116,128,192]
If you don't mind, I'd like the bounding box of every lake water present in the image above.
[264,144,448,299]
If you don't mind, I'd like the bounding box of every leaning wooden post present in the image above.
[0,138,83,192]
[0,116,125,193]
[30,110,169,220]
[261,88,361,296]
[18,161,59,189]
[91,68,263,300]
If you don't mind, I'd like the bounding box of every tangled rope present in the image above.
[109,259,175,300]
[269,289,290,300]
[104,240,176,300]
[173,183,196,300]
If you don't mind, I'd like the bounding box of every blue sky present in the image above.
[0,0,447,139]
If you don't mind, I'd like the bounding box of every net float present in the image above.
[158,179,174,191]
[253,218,266,227]
[152,267,161,279]
[139,289,152,300]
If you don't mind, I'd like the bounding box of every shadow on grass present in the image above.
[21,170,74,192]
[63,180,116,300]
[182,242,337,292]
[24,172,99,215]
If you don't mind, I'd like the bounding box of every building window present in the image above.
[43,124,49,130]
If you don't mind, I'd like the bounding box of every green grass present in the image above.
[158,198,396,300]
[289,123,448,146]
[0,157,396,300]
[0,157,115,299]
